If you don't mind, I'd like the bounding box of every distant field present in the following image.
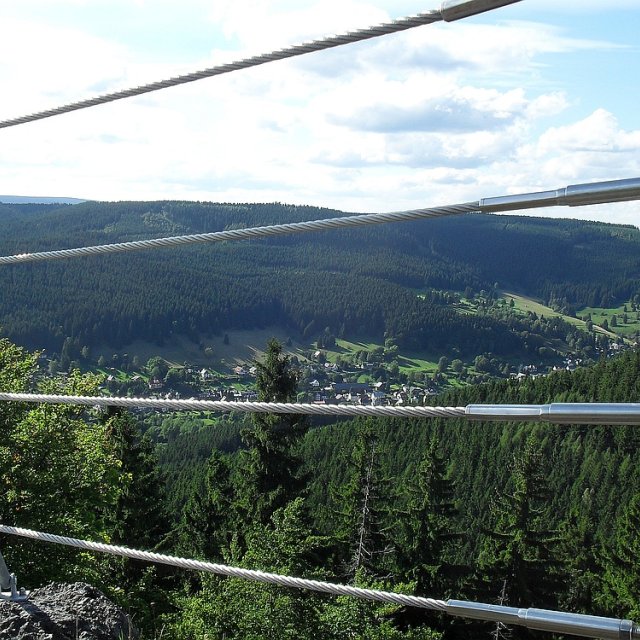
[503,291,630,340]
[94,328,303,369]
[502,291,588,329]
[578,303,640,337]
[331,338,440,372]
[93,332,460,384]
[329,338,459,381]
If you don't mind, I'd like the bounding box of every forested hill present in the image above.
[0,200,638,352]
[150,345,640,635]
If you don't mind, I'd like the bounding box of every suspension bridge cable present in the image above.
[0,1,523,131]
[0,393,466,419]
[1,177,638,267]
[0,524,637,639]
[2,393,640,425]
[0,524,447,611]
[0,202,477,266]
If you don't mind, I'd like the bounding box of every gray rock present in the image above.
[0,582,138,640]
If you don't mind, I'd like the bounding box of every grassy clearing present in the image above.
[91,330,456,386]
[94,328,304,369]
[398,356,438,374]
[578,304,640,337]
[503,291,631,340]
[94,331,468,385]
[331,339,441,372]
[325,338,464,384]
[502,291,587,330]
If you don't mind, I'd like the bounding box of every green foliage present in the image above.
[236,339,308,526]
[395,438,465,598]
[4,334,640,638]
[333,422,393,578]
[103,410,167,549]
[557,493,601,614]
[319,575,442,640]
[176,450,234,563]
[478,437,564,614]
[600,494,640,619]
[167,499,440,640]
[0,345,119,585]
[3,202,638,364]
[166,498,329,640]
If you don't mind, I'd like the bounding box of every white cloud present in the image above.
[519,0,639,12]
[0,1,637,227]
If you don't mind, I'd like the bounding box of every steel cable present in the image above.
[0,393,467,419]
[0,202,479,265]
[0,524,448,611]
[0,11,442,130]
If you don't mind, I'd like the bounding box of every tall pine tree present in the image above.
[600,493,640,620]
[177,450,234,563]
[236,338,308,527]
[478,436,564,634]
[335,420,392,579]
[396,436,466,597]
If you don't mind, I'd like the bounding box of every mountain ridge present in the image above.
[0,200,638,365]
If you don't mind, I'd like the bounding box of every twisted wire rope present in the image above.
[0,11,441,130]
[0,202,479,265]
[0,393,466,419]
[0,524,448,611]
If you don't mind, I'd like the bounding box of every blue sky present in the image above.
[0,0,638,224]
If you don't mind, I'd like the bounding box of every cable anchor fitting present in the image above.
[0,549,29,602]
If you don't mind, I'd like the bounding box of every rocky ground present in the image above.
[0,582,138,640]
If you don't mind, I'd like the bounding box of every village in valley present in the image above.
[38,290,640,410]
[88,336,634,410]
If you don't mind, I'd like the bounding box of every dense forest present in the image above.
[2,336,639,639]
[0,201,638,357]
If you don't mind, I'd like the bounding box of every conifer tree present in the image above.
[396,437,466,597]
[177,450,233,563]
[600,493,640,619]
[237,338,308,526]
[100,409,171,627]
[102,409,167,550]
[335,421,392,578]
[169,498,329,640]
[478,437,564,628]
[557,489,601,614]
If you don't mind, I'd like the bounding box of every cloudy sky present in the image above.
[0,0,638,224]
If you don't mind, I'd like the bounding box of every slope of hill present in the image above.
[0,201,638,362]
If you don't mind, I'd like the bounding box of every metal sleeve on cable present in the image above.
[465,403,640,426]
[446,601,640,640]
[478,178,640,212]
[3,394,640,425]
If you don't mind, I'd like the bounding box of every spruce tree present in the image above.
[237,338,308,526]
[557,490,601,614]
[600,493,640,619]
[335,421,392,579]
[478,437,564,631]
[396,437,466,597]
[101,409,171,627]
[103,409,167,550]
[177,450,234,563]
[169,498,330,640]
